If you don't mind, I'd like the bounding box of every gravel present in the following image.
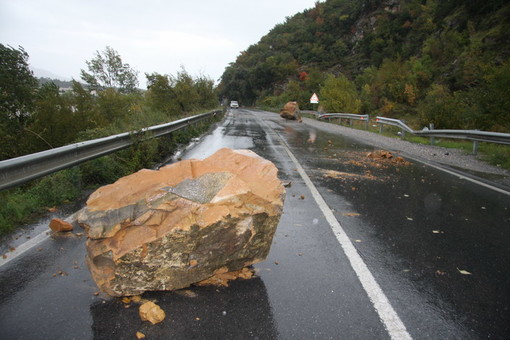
[302,117,510,188]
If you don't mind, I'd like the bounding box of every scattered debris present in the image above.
[136,331,146,339]
[300,195,305,200]
[457,268,472,275]
[283,181,292,188]
[139,301,166,325]
[196,267,255,287]
[49,218,73,232]
[175,290,198,298]
[324,169,378,181]
[342,212,360,217]
[432,230,444,234]
[52,270,68,277]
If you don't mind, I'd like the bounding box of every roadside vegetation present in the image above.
[219,0,510,133]
[220,0,509,170]
[0,45,221,237]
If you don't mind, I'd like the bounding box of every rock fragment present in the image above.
[49,218,73,232]
[139,301,165,324]
[77,148,284,296]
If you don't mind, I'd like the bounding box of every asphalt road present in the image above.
[1,109,509,339]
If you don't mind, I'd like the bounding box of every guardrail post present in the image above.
[472,141,479,155]
[379,123,383,133]
[365,116,369,130]
[429,123,435,145]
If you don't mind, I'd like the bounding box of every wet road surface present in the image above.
[1,109,509,339]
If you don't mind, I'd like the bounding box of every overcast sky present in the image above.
[0,0,319,88]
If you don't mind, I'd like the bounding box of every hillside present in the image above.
[219,0,510,132]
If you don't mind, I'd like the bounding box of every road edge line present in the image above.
[279,138,413,340]
[0,231,50,267]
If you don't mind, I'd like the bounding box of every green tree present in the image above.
[80,46,139,93]
[146,69,217,116]
[0,44,38,160]
[28,82,75,150]
[146,73,174,115]
[320,74,361,113]
[418,84,467,129]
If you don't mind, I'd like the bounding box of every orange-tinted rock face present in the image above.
[77,148,284,296]
[280,101,301,121]
[49,218,74,232]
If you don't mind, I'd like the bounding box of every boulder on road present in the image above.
[49,218,74,232]
[280,101,302,121]
[77,148,285,296]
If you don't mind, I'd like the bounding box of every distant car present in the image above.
[230,101,239,109]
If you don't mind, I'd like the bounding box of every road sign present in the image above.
[310,93,319,104]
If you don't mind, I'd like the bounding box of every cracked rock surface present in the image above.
[77,148,284,296]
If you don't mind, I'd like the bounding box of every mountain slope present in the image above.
[219,0,510,131]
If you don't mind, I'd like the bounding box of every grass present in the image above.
[0,112,223,238]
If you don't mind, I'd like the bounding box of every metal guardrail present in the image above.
[375,116,510,154]
[0,109,222,191]
[318,113,370,129]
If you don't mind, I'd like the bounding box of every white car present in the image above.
[230,101,239,109]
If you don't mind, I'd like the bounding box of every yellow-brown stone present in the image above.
[77,148,284,296]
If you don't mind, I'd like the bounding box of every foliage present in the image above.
[320,74,361,113]
[219,0,510,132]
[0,44,39,160]
[0,44,38,121]
[0,46,221,236]
[80,46,139,93]
[146,68,218,116]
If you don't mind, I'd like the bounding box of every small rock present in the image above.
[136,331,146,339]
[49,218,73,232]
[139,301,166,325]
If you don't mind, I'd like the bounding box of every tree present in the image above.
[0,44,38,160]
[80,46,139,93]
[320,74,361,113]
[0,44,38,124]
[146,68,217,116]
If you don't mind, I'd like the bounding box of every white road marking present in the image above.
[277,135,413,340]
[404,154,510,196]
[0,231,50,267]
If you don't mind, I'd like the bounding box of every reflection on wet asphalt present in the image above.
[270,113,510,339]
[0,109,509,339]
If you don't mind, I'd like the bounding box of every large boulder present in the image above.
[77,148,284,296]
[280,101,302,121]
